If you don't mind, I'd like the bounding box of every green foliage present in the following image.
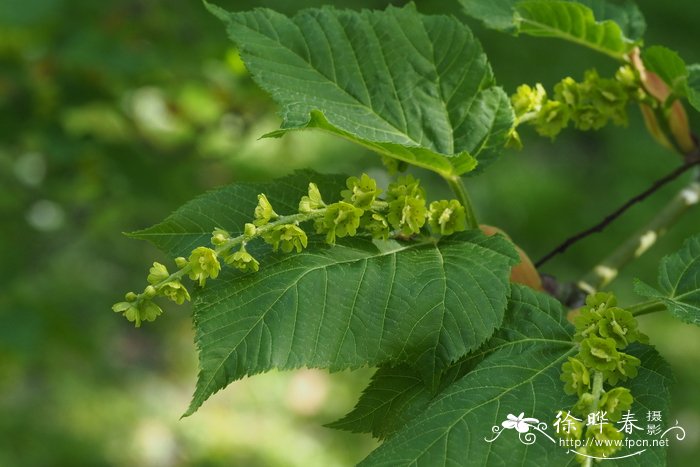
[127,170,515,415]
[460,0,642,58]
[635,234,700,326]
[102,1,700,464]
[355,287,672,466]
[205,2,514,177]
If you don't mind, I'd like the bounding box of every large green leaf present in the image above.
[330,284,574,439]
[132,172,519,416]
[206,3,513,177]
[460,0,642,59]
[334,285,573,440]
[635,234,700,326]
[357,286,673,466]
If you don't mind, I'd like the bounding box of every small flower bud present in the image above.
[615,65,638,89]
[175,257,188,268]
[244,223,257,237]
[144,285,157,298]
[211,228,230,246]
[125,292,138,302]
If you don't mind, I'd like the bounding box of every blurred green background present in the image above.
[1,0,699,465]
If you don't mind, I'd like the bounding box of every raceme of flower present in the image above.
[554,292,648,462]
[508,65,648,146]
[112,173,469,326]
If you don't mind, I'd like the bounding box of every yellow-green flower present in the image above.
[535,100,570,138]
[299,183,325,213]
[388,195,426,236]
[341,173,381,209]
[428,200,467,235]
[362,212,391,240]
[147,262,169,285]
[225,245,260,273]
[112,300,162,327]
[263,224,308,253]
[599,387,633,422]
[560,357,591,396]
[188,246,221,286]
[162,281,191,304]
[254,193,278,226]
[315,201,364,245]
[578,336,620,372]
[511,83,546,117]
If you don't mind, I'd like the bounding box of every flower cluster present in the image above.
[554,292,647,463]
[114,173,469,326]
[509,65,646,145]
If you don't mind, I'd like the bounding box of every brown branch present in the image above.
[536,157,700,268]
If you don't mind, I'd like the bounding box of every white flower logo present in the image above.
[502,412,540,433]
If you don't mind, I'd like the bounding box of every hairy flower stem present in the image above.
[445,175,478,229]
[583,371,605,467]
[577,178,700,293]
[132,209,327,304]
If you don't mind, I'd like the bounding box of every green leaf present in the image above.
[206,3,513,176]
[185,230,517,416]
[359,286,673,466]
[635,234,700,326]
[132,171,519,416]
[460,0,641,58]
[515,1,634,59]
[331,284,575,439]
[459,0,519,31]
[325,364,433,439]
[685,64,700,112]
[581,0,645,41]
[643,46,690,99]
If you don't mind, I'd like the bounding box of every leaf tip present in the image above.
[202,0,229,21]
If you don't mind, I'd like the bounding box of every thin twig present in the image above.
[536,158,700,268]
